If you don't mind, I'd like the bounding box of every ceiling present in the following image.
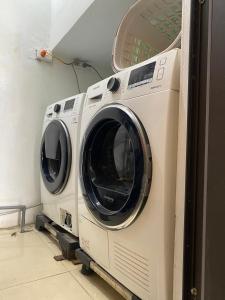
[53,0,136,73]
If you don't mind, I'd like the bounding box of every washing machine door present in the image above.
[40,120,72,194]
[80,104,152,230]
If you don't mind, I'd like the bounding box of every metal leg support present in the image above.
[76,249,141,300]
[0,205,26,233]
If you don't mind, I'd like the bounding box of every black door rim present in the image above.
[80,104,152,230]
[41,119,72,195]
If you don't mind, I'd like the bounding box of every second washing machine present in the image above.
[40,94,85,237]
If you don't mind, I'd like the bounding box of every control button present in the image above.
[160,57,167,65]
[157,67,165,80]
[107,77,120,93]
[54,104,61,113]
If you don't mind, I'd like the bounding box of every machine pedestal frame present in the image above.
[35,214,79,260]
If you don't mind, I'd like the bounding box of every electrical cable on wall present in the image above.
[51,53,103,82]
[47,50,103,80]
[37,49,104,92]
[71,64,81,93]
[86,64,103,80]
[75,60,103,80]
[51,55,81,93]
[37,50,81,92]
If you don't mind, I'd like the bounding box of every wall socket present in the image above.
[35,49,53,63]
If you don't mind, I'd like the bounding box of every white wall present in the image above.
[0,0,101,227]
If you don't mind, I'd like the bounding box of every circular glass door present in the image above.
[40,120,71,194]
[80,104,152,229]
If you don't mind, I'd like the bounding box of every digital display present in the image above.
[64,99,75,111]
[128,62,156,89]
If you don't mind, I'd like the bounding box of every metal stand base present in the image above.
[0,205,26,233]
[76,249,141,300]
[35,214,79,260]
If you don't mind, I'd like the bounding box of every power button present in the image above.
[157,67,165,80]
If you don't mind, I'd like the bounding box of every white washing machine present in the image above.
[40,94,85,237]
[78,49,180,299]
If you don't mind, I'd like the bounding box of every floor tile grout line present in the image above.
[36,231,82,273]
[1,228,92,298]
[69,271,94,300]
[33,230,75,273]
[0,270,71,292]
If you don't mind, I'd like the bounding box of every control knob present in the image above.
[107,77,120,93]
[54,104,61,113]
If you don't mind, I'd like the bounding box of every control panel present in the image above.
[44,93,86,128]
[45,94,86,117]
[86,48,180,104]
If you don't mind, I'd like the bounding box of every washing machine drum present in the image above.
[80,104,152,230]
[40,120,72,194]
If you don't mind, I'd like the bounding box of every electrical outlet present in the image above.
[35,49,53,63]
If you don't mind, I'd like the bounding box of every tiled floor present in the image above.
[0,226,123,300]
